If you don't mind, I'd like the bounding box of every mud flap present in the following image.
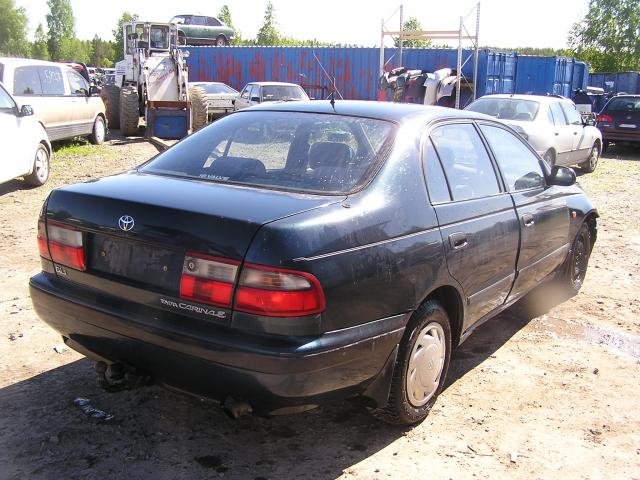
[362,344,399,408]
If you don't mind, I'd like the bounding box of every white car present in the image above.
[233,82,309,111]
[188,81,239,131]
[0,82,51,186]
[466,94,602,173]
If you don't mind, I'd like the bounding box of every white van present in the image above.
[0,58,106,144]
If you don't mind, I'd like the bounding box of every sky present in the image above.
[16,0,589,49]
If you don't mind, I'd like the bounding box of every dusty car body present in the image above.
[189,81,239,130]
[466,94,602,172]
[30,101,597,424]
[170,15,234,46]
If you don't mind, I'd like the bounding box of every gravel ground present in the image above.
[0,133,638,480]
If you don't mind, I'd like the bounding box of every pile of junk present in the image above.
[379,67,464,107]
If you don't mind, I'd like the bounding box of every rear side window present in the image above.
[549,102,567,125]
[604,97,640,112]
[430,124,500,201]
[14,66,43,95]
[422,140,451,203]
[480,125,545,191]
[141,111,395,195]
[560,102,583,126]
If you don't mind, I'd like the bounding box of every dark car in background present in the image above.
[597,94,640,148]
[170,15,234,46]
[30,101,597,425]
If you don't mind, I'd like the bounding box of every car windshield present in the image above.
[196,83,237,94]
[262,85,308,101]
[466,98,540,122]
[141,111,395,194]
[605,97,640,112]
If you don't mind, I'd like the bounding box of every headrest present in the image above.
[308,142,351,169]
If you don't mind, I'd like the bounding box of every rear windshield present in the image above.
[466,98,540,122]
[141,111,395,194]
[195,83,237,94]
[262,85,308,101]
[604,97,640,112]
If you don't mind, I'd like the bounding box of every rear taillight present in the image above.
[37,219,50,260]
[46,222,86,271]
[179,253,239,307]
[597,113,613,123]
[235,264,325,317]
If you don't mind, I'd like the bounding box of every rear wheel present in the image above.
[119,86,139,137]
[25,143,50,186]
[371,300,451,425]
[559,222,591,295]
[100,84,120,130]
[89,115,105,145]
[543,149,556,166]
[190,86,209,132]
[580,144,599,173]
[215,35,228,46]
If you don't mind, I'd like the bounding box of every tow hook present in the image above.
[96,361,151,393]
[223,397,253,419]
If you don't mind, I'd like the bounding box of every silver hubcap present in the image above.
[34,147,48,181]
[406,322,446,407]
[590,149,598,169]
[95,118,105,142]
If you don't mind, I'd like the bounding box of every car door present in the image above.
[0,84,26,183]
[560,101,589,163]
[548,101,575,166]
[427,122,520,325]
[478,123,570,301]
[65,68,93,136]
[235,85,251,110]
[192,16,208,41]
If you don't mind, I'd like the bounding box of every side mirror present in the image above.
[88,85,99,96]
[548,165,576,186]
[250,96,261,103]
[231,98,236,105]
[19,105,34,117]
[583,116,596,127]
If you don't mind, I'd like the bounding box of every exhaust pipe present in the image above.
[223,397,253,419]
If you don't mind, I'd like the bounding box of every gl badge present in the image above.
[118,215,135,232]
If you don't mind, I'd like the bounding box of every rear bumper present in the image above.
[30,272,405,413]
[600,128,640,143]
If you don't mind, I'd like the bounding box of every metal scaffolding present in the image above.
[379,2,481,108]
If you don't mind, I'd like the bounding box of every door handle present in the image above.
[448,232,468,250]
[522,213,535,227]
[573,131,578,135]
[554,131,560,136]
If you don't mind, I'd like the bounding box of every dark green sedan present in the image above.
[170,15,235,46]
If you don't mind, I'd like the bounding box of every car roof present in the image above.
[0,57,69,68]
[248,82,302,87]
[243,100,493,124]
[477,94,571,104]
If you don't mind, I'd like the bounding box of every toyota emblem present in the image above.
[118,215,135,232]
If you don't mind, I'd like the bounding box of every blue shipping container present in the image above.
[589,72,640,94]
[182,46,587,103]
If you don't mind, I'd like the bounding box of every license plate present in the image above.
[619,123,637,128]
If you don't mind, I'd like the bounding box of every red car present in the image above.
[597,94,640,148]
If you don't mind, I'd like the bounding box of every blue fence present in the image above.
[589,72,640,94]
[182,46,588,102]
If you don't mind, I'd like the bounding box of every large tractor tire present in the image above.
[190,86,209,132]
[119,86,140,137]
[100,85,120,130]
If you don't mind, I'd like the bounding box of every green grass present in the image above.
[52,140,112,159]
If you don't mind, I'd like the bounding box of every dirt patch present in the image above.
[0,137,638,479]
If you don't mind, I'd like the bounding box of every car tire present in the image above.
[602,140,610,152]
[371,299,452,425]
[558,222,591,295]
[25,143,50,187]
[190,86,209,132]
[101,84,120,130]
[543,149,556,166]
[119,86,139,137]
[89,116,106,145]
[580,144,599,173]
[215,35,228,47]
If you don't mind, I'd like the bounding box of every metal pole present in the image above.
[380,18,385,77]
[399,4,404,67]
[455,16,462,109]
[472,2,480,102]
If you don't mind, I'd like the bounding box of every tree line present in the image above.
[0,0,637,72]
